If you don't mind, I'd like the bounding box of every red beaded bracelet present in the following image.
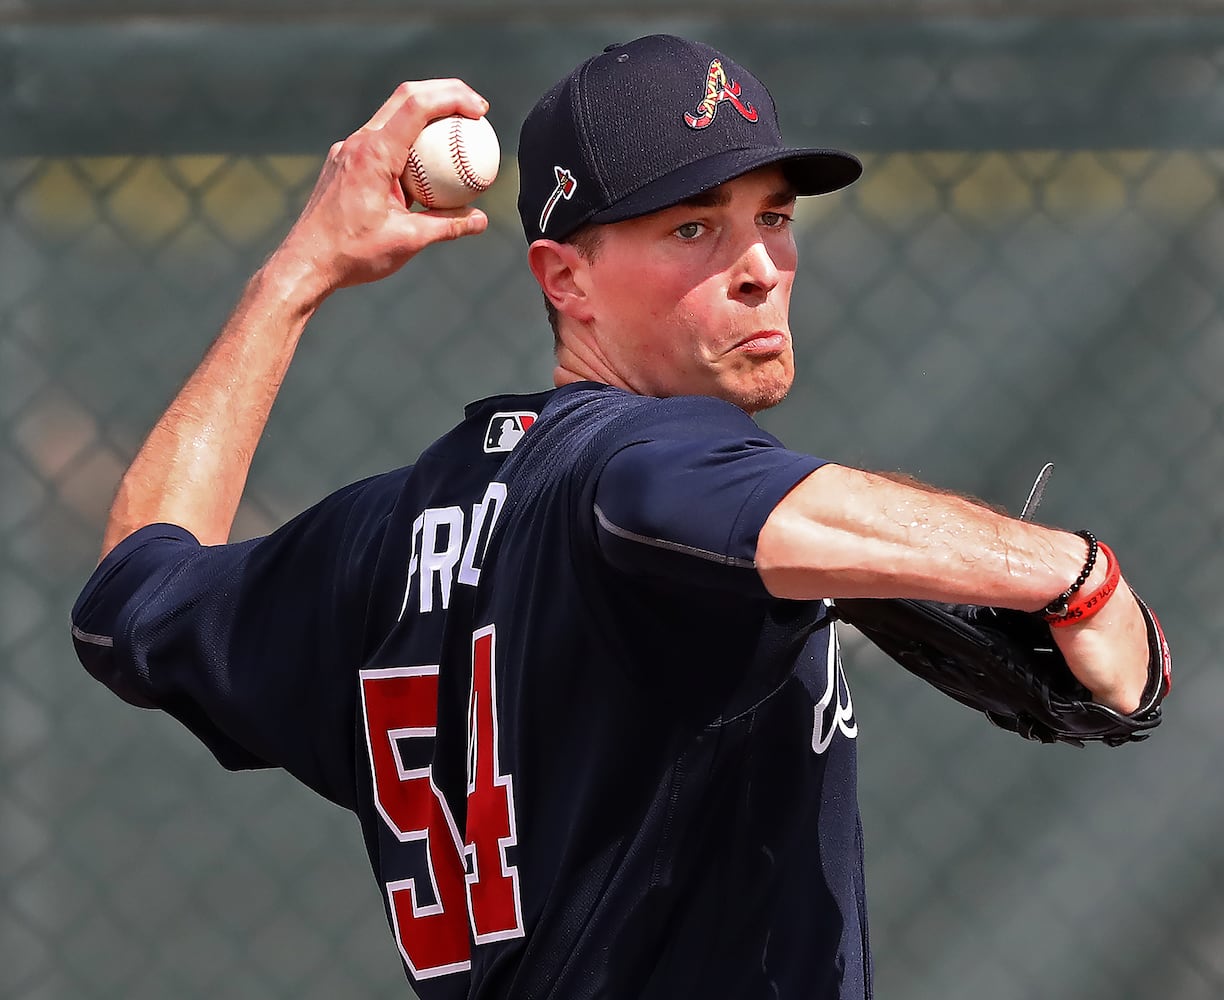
[1043,540,1122,628]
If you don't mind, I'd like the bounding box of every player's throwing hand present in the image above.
[270,78,491,304]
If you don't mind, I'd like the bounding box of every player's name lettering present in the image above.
[399,482,508,619]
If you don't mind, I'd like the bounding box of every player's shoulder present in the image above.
[490,383,787,504]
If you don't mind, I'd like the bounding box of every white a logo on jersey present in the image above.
[809,626,858,755]
[484,412,536,454]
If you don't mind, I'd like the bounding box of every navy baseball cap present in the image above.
[517,34,862,243]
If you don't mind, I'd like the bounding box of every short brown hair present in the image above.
[544,224,604,347]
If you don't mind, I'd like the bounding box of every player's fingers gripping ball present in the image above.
[402,115,500,209]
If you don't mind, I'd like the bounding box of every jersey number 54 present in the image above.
[359,625,524,980]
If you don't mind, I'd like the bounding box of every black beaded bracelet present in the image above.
[1041,530,1099,617]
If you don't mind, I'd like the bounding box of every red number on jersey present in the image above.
[359,627,524,981]
[359,665,470,979]
[465,626,524,941]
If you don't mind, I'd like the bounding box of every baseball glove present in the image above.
[829,595,1171,747]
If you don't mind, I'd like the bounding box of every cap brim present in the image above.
[588,147,862,226]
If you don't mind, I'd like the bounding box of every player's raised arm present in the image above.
[755,463,1152,714]
[99,79,491,559]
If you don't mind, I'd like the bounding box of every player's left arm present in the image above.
[100,79,490,559]
[755,464,1150,714]
[584,400,1152,717]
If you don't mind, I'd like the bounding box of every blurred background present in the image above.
[2,2,1221,998]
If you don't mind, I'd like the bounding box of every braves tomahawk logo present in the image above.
[539,166,578,234]
[684,59,759,130]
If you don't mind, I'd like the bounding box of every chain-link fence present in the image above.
[3,10,1221,1000]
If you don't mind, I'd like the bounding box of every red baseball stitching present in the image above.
[450,117,494,192]
[406,148,435,207]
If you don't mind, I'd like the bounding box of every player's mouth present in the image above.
[731,329,789,357]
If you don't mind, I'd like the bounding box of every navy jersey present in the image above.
[71,382,870,999]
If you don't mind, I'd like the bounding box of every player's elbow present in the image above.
[756,504,813,599]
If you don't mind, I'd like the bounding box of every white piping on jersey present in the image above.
[593,503,756,569]
[71,623,114,647]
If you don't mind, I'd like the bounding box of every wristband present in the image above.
[1040,530,1098,618]
[1043,540,1121,628]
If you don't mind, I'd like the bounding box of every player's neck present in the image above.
[552,338,630,393]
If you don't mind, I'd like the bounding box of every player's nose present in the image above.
[731,238,781,302]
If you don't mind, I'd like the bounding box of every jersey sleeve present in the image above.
[591,397,826,597]
[69,473,405,808]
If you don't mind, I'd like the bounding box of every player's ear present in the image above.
[528,239,595,324]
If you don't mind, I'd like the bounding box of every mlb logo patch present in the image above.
[484,412,537,453]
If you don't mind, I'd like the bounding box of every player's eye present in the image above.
[675,221,705,241]
[759,211,792,229]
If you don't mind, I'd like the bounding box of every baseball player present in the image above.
[71,35,1163,999]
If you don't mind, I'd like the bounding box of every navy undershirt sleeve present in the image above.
[591,398,826,596]
[70,472,404,807]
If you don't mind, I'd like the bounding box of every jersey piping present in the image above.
[593,502,757,569]
[70,623,114,647]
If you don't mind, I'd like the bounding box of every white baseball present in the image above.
[402,115,500,209]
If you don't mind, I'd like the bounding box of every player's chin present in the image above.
[723,358,794,414]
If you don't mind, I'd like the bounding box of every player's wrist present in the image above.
[254,248,334,318]
[1039,531,1122,627]
[1077,542,1114,603]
